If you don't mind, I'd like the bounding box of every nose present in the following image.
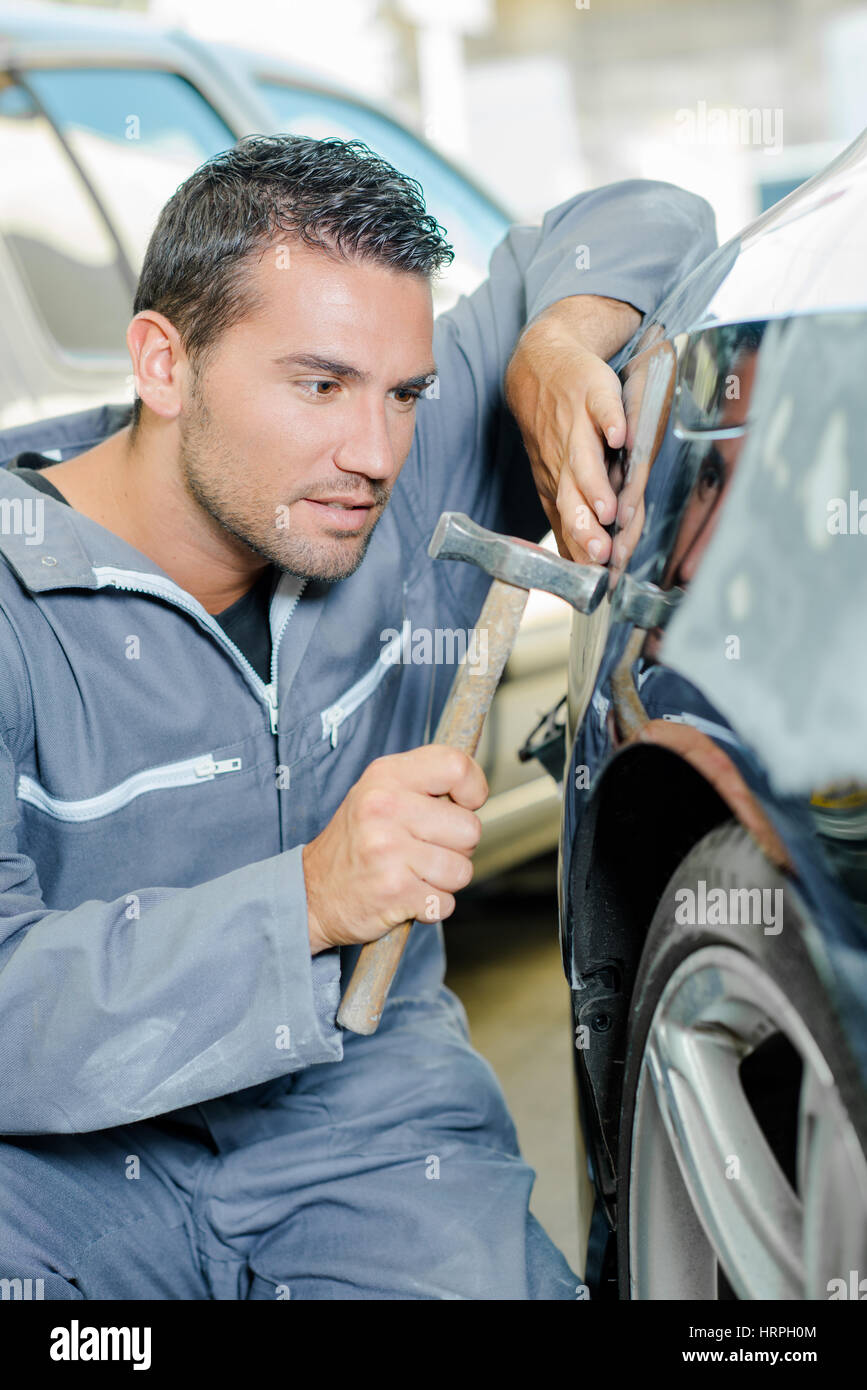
[332,395,396,482]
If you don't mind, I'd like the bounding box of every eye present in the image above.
[696,448,725,501]
[297,379,339,398]
[391,387,423,406]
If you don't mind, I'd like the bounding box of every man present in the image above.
[0,135,715,1299]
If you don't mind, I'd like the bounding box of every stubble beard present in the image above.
[177,372,389,583]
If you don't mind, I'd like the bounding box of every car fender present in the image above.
[561,724,867,1212]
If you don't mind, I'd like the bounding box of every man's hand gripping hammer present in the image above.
[336,512,609,1035]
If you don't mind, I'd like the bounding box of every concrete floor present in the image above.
[443,852,590,1279]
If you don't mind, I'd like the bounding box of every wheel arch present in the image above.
[565,721,791,1218]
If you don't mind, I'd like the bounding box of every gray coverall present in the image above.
[0,180,716,1299]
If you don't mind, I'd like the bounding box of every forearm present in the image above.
[507,293,640,399]
[0,843,342,1131]
[545,292,641,359]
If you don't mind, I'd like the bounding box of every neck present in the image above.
[42,423,267,614]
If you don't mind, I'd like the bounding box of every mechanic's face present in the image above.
[641,350,757,664]
[177,241,435,581]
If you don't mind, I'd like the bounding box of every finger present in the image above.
[408,842,475,898]
[381,746,489,809]
[586,384,627,453]
[616,446,654,531]
[612,497,645,570]
[410,886,457,924]
[565,415,618,524]
[400,793,483,854]
[556,470,612,565]
[539,495,572,559]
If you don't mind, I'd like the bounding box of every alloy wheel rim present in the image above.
[628,944,867,1299]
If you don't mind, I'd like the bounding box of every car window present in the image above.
[25,68,237,270]
[0,76,131,355]
[256,80,510,303]
[675,322,767,435]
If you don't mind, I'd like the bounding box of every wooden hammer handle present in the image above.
[336,578,529,1034]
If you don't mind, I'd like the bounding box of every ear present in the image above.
[126,311,188,422]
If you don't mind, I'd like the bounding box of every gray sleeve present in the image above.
[402,179,718,626]
[0,726,342,1134]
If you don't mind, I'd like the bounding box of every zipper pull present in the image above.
[325,706,345,749]
[264,683,279,735]
[194,756,243,779]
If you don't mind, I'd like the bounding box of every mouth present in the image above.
[301,497,376,533]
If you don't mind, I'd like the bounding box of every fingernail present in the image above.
[587,539,603,561]
[594,498,608,519]
[619,504,635,527]
[606,426,618,446]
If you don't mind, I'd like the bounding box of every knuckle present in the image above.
[436,848,473,892]
[456,855,475,889]
[359,786,395,821]
[360,822,391,858]
[378,863,411,903]
[444,747,472,785]
[555,474,575,507]
[467,812,483,847]
[590,387,620,418]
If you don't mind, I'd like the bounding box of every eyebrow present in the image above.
[273,352,438,392]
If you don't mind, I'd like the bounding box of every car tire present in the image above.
[616,821,867,1300]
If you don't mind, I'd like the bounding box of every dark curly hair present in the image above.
[129,133,454,427]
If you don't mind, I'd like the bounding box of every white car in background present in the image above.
[0,1,571,879]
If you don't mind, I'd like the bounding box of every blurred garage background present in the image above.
[2,0,867,1278]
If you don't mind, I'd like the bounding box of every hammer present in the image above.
[336,511,609,1035]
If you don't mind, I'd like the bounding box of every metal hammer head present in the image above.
[428,512,608,614]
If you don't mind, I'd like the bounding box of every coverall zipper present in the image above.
[17,752,243,821]
[320,626,405,747]
[91,566,306,736]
